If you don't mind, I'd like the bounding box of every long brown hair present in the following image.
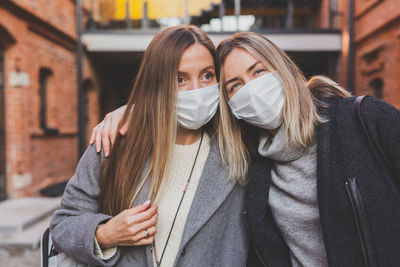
[99,26,216,216]
[216,32,351,181]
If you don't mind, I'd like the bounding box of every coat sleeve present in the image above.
[362,96,400,184]
[50,145,121,267]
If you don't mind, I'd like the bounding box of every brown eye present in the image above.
[201,72,214,81]
[178,77,184,84]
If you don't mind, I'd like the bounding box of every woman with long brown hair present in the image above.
[94,31,400,267]
[50,26,248,267]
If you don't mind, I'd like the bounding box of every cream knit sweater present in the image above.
[152,133,210,267]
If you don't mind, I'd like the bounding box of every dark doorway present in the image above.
[288,51,339,80]
[91,51,143,117]
[0,43,6,201]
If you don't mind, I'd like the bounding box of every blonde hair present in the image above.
[99,26,216,216]
[216,32,350,182]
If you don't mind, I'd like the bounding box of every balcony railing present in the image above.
[83,0,341,33]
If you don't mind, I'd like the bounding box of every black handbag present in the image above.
[40,227,87,267]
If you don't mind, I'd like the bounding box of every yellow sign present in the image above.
[106,0,221,20]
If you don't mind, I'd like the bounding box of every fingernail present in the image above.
[143,200,150,205]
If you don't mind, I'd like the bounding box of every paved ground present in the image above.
[0,247,41,267]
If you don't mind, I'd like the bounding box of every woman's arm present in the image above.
[89,105,130,157]
[50,145,157,266]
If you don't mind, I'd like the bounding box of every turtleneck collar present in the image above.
[258,126,306,162]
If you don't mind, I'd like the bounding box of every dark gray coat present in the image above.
[246,96,400,267]
[50,140,248,267]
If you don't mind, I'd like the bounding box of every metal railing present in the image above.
[83,0,342,33]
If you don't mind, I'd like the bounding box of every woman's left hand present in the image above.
[95,201,158,248]
[89,105,130,157]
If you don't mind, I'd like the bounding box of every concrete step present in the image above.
[0,214,53,249]
[0,197,61,248]
[0,197,61,234]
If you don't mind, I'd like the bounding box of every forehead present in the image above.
[179,43,214,71]
[223,48,260,81]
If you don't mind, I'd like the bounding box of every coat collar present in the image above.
[175,138,236,256]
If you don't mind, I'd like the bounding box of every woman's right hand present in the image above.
[95,201,158,248]
[89,105,131,157]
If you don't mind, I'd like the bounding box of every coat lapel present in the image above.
[128,161,155,266]
[245,156,292,267]
[177,139,236,252]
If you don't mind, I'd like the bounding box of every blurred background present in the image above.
[0,0,399,263]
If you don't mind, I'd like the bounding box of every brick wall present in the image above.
[0,1,101,197]
[353,0,400,108]
[10,0,76,39]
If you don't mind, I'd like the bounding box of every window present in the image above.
[369,78,383,99]
[39,68,58,134]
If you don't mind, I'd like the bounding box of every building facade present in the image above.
[352,0,400,108]
[0,0,101,199]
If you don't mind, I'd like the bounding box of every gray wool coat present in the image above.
[50,141,248,267]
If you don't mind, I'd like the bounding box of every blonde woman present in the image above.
[50,26,248,267]
[216,32,400,267]
[94,31,400,267]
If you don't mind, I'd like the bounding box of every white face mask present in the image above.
[176,83,219,130]
[228,72,284,130]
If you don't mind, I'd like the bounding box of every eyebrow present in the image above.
[224,61,261,86]
[178,65,215,76]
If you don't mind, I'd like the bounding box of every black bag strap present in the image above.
[352,96,400,202]
[41,227,50,267]
[352,96,392,175]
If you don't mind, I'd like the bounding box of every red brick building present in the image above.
[352,0,400,108]
[0,0,101,199]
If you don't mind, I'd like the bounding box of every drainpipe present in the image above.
[219,0,225,32]
[142,1,150,29]
[286,0,294,29]
[126,0,132,29]
[234,0,240,31]
[76,0,85,157]
[184,0,190,25]
[347,0,355,93]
